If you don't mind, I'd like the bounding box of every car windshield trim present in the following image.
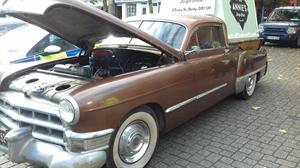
[127,20,187,51]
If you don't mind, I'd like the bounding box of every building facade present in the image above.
[114,0,161,19]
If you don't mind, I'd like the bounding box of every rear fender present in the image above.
[235,48,267,94]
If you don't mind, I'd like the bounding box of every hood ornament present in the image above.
[24,83,49,98]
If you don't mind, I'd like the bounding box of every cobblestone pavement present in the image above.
[1,45,300,168]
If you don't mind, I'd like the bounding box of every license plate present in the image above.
[0,122,9,146]
[267,36,280,40]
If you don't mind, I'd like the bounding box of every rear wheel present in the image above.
[238,74,257,99]
[107,106,159,168]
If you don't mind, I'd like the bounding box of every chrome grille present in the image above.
[0,93,66,146]
[264,27,287,36]
[265,27,286,33]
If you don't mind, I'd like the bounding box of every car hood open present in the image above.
[0,0,182,58]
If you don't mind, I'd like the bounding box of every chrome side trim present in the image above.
[166,83,228,113]
[235,65,267,94]
[238,65,267,80]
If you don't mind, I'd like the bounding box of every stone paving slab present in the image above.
[1,46,300,168]
[145,46,300,168]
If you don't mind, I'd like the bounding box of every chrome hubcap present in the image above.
[246,75,256,95]
[119,121,150,164]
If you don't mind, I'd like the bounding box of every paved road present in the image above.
[1,45,300,168]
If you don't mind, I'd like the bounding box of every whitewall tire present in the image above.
[107,106,158,168]
[239,74,257,99]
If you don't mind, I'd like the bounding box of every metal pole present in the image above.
[272,0,276,10]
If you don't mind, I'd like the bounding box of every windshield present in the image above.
[0,22,79,64]
[0,24,48,63]
[269,9,300,22]
[128,21,186,49]
[0,23,25,36]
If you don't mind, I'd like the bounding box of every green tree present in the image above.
[102,0,108,12]
[89,0,108,12]
[89,0,97,4]
[276,0,289,6]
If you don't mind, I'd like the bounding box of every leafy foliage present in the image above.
[275,0,289,6]
[89,0,98,4]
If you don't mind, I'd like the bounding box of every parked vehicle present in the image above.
[0,17,25,36]
[259,7,300,47]
[0,0,267,168]
[0,24,80,64]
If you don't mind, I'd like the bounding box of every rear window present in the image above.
[187,26,225,51]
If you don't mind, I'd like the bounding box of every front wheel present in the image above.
[238,74,257,99]
[107,106,159,168]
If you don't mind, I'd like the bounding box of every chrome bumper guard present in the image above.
[2,127,112,168]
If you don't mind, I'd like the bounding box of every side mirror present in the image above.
[42,45,62,56]
[184,46,201,57]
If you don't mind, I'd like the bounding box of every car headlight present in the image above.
[59,97,80,125]
[259,25,264,33]
[287,27,297,34]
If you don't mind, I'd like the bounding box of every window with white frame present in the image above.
[127,4,136,17]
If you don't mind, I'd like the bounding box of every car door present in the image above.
[185,24,236,108]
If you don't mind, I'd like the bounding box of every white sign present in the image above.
[160,0,215,15]
[160,0,258,43]
[114,0,161,3]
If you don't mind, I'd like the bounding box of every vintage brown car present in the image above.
[0,0,267,168]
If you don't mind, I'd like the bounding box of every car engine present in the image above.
[52,49,164,79]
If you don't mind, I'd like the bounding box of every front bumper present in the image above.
[260,33,299,44]
[1,127,108,168]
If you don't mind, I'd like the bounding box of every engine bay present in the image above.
[52,48,172,79]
